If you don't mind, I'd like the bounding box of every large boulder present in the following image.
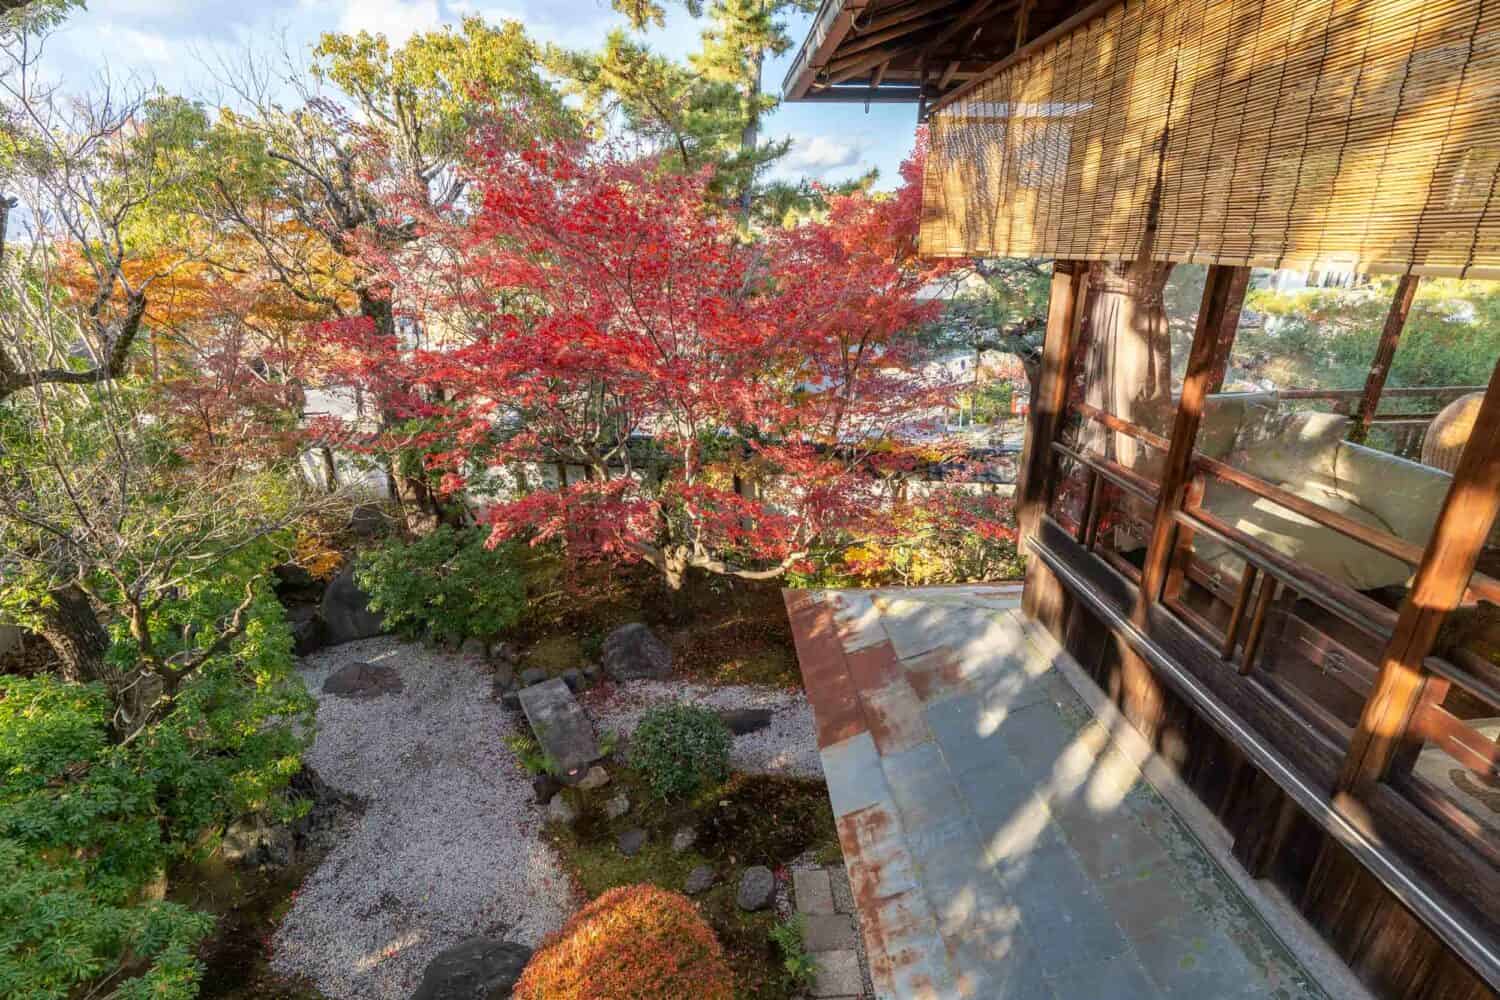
[323,661,404,700]
[600,623,672,682]
[320,565,385,645]
[411,938,532,1000]
[288,605,327,656]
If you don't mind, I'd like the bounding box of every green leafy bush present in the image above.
[769,915,816,990]
[504,731,561,777]
[355,526,526,642]
[0,539,311,1000]
[629,703,731,802]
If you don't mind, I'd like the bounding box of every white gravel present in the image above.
[271,637,575,1000]
[582,679,823,780]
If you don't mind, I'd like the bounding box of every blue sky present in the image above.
[42,0,921,188]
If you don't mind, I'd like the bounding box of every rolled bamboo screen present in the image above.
[920,0,1500,277]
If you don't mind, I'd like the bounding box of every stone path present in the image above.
[784,584,1328,1000]
[792,866,872,998]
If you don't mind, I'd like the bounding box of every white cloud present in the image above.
[336,0,444,44]
[775,132,865,177]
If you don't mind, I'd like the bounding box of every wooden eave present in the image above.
[783,0,1094,110]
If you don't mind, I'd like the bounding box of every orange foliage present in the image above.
[512,885,734,1000]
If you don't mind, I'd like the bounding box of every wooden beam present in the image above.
[870,59,890,89]
[1138,265,1245,605]
[1017,261,1088,544]
[855,0,957,35]
[1014,0,1033,49]
[1350,275,1421,444]
[1340,358,1500,791]
[932,0,1123,114]
[1205,267,1251,393]
[834,12,949,60]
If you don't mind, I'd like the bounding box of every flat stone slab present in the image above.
[794,868,835,915]
[811,949,863,997]
[517,678,599,780]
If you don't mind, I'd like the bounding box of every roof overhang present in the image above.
[782,0,1091,111]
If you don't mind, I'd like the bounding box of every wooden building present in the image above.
[789,0,1500,997]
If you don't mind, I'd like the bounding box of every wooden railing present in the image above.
[1058,397,1500,792]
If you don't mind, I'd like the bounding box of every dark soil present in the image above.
[514,557,801,689]
[171,856,326,1000]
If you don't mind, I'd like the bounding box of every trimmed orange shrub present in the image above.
[513,884,734,1000]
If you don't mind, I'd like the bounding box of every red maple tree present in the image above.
[326,125,964,589]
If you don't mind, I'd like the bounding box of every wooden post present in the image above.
[1205,268,1251,394]
[1340,358,1500,791]
[1138,265,1248,605]
[1017,261,1088,544]
[1350,275,1420,444]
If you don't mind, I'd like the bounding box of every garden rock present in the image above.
[221,813,294,867]
[322,661,404,700]
[617,827,647,857]
[459,637,487,662]
[576,765,610,791]
[719,708,773,735]
[560,668,585,693]
[605,793,630,819]
[320,566,385,645]
[519,667,548,687]
[348,503,388,539]
[488,667,515,702]
[410,937,532,1000]
[546,795,578,826]
[288,606,327,656]
[518,678,600,780]
[684,865,715,896]
[601,623,672,681]
[737,866,775,911]
[487,640,517,664]
[287,765,364,860]
[531,776,561,806]
[671,826,698,853]
[500,690,522,711]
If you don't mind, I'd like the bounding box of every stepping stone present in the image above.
[518,678,599,781]
[719,708,773,734]
[810,949,862,997]
[793,868,835,915]
[803,913,857,951]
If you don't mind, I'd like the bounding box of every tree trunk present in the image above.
[37,584,111,684]
[738,44,764,220]
[359,291,454,535]
[319,446,340,492]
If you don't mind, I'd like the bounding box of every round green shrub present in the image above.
[628,703,732,802]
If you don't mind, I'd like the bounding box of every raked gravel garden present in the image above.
[259,610,866,1000]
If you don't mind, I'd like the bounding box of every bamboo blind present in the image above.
[920,0,1500,277]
